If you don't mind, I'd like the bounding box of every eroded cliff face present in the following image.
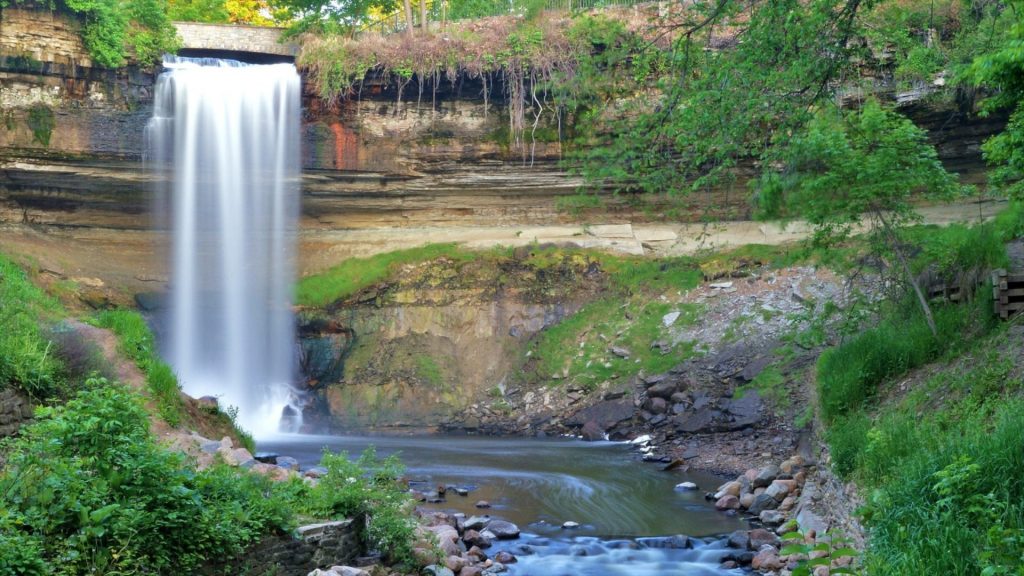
[297,250,603,432]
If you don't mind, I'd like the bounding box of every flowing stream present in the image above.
[261,435,748,575]
[147,57,301,435]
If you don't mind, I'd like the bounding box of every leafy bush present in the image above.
[860,399,1024,575]
[302,447,416,568]
[0,379,297,575]
[93,309,184,426]
[0,254,66,399]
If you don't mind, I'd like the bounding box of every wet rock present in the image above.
[580,421,605,441]
[494,551,517,564]
[739,493,756,509]
[276,456,300,471]
[463,529,491,549]
[562,521,580,529]
[751,548,783,571]
[753,464,781,488]
[566,399,635,429]
[759,510,786,526]
[464,516,490,531]
[747,528,780,550]
[461,568,483,576]
[675,482,698,491]
[487,520,520,539]
[727,530,750,550]
[423,565,455,576]
[302,465,327,477]
[715,495,740,510]
[475,501,491,509]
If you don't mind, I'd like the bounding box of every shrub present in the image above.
[0,378,296,575]
[302,447,416,569]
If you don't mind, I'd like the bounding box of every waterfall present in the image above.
[147,56,301,437]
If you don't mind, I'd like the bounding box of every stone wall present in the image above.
[241,519,364,576]
[0,387,34,438]
[174,21,298,57]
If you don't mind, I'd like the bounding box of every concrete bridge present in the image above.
[173,22,298,63]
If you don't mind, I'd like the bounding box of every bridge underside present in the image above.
[176,48,294,65]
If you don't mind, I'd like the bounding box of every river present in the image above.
[259,434,748,575]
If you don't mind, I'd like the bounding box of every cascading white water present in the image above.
[148,56,301,437]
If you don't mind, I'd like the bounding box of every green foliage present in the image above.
[816,296,992,422]
[93,309,184,426]
[297,243,475,307]
[1,0,179,67]
[0,253,66,399]
[280,0,397,37]
[414,354,444,388]
[970,0,1024,198]
[168,0,230,22]
[302,448,416,568]
[780,530,860,576]
[855,398,1024,575]
[0,379,297,575]
[25,105,55,147]
[531,254,703,389]
[758,99,962,243]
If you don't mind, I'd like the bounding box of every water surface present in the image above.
[260,434,747,575]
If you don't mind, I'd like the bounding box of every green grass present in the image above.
[93,309,185,427]
[0,253,66,398]
[817,294,997,423]
[736,365,788,409]
[533,297,702,389]
[296,243,477,307]
[413,354,444,388]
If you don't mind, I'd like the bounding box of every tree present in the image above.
[970,0,1024,198]
[278,0,398,35]
[757,100,964,335]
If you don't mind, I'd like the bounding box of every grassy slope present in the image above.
[815,203,1024,574]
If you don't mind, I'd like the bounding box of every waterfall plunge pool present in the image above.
[259,434,748,575]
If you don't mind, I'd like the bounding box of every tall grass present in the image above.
[93,310,184,427]
[860,397,1024,575]
[0,254,66,398]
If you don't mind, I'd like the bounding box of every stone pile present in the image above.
[712,455,850,575]
[410,511,524,576]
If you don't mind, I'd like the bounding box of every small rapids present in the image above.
[259,434,747,575]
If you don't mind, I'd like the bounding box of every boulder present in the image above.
[747,528,780,550]
[566,399,634,429]
[715,495,740,510]
[647,380,678,399]
[753,464,781,488]
[727,531,750,550]
[423,566,455,576]
[714,481,742,499]
[580,421,605,441]
[276,456,300,471]
[464,516,490,531]
[463,529,491,549]
[751,548,783,571]
[494,551,517,564]
[487,520,520,540]
[766,479,797,501]
[748,493,779,515]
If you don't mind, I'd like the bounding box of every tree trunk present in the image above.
[403,0,414,35]
[875,209,938,337]
[420,0,428,29]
